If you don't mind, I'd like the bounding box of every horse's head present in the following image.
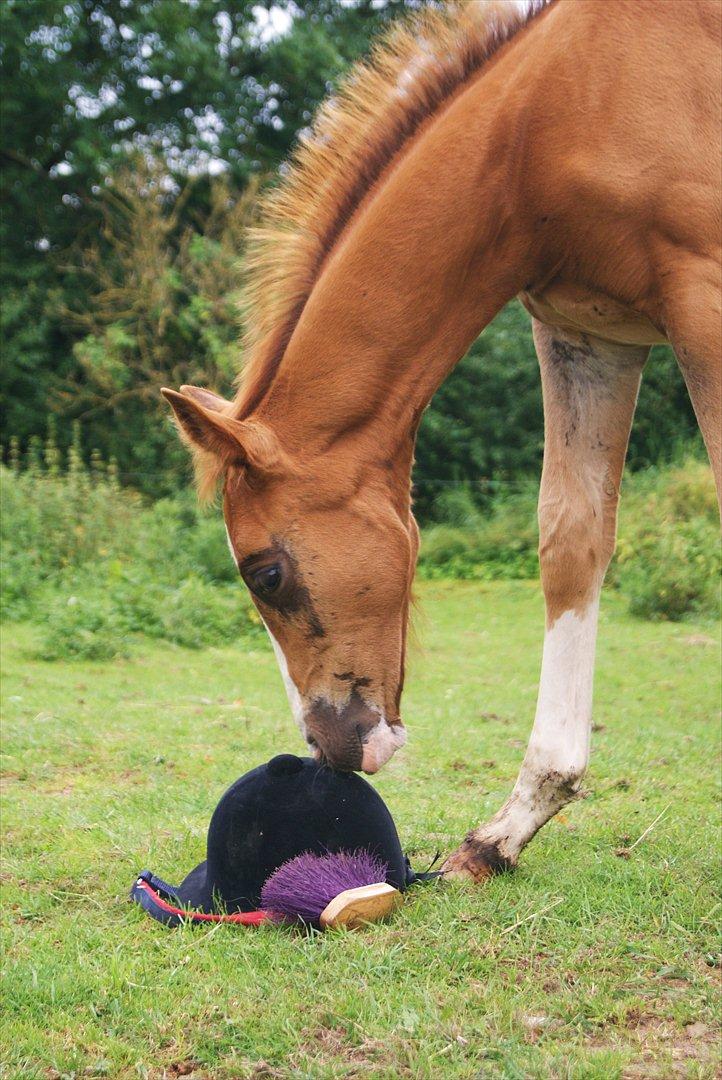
[162,385,417,773]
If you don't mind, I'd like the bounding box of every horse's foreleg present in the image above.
[663,266,722,505]
[443,322,648,881]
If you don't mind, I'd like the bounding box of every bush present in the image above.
[2,435,717,659]
[428,486,484,529]
[418,457,719,621]
[1,550,41,621]
[139,495,239,584]
[0,428,143,605]
[418,487,539,580]
[38,594,129,661]
[612,458,720,621]
[156,577,261,649]
[619,523,719,621]
[1,433,261,657]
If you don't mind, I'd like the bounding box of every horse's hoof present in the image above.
[441,837,513,883]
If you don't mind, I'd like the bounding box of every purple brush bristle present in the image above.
[261,849,388,923]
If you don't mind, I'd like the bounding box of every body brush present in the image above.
[261,849,402,928]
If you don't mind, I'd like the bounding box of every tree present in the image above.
[415,301,700,520]
[57,159,254,492]
[0,1,700,506]
[1,0,398,447]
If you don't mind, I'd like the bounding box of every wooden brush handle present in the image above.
[319,882,402,929]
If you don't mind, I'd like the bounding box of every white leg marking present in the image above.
[525,599,598,782]
[480,597,600,861]
[360,717,407,774]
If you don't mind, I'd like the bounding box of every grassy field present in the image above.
[2,581,720,1079]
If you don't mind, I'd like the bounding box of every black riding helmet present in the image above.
[131,754,429,925]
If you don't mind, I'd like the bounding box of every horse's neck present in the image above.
[255,16,552,461]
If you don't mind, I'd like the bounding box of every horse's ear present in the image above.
[179,385,231,412]
[161,388,279,471]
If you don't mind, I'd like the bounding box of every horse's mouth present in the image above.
[305,715,406,774]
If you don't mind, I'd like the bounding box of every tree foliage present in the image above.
[1,0,396,448]
[56,159,255,489]
[1,0,701,513]
[415,305,700,520]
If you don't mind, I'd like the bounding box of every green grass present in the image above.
[2,581,720,1079]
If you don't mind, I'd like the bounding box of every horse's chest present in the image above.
[519,283,667,347]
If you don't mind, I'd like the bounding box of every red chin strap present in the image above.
[131,875,273,927]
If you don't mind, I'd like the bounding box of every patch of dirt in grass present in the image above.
[166,1061,204,1077]
[0,771,29,789]
[478,712,509,724]
[287,1025,392,1075]
[180,1061,288,1080]
[245,1064,288,1079]
[680,634,717,647]
[585,1011,721,1078]
[144,1061,231,1080]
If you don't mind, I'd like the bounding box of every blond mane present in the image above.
[234,0,550,420]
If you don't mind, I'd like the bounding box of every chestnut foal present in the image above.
[164,0,721,881]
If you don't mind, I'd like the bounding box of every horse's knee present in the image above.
[525,740,589,799]
[538,492,615,615]
[552,760,587,794]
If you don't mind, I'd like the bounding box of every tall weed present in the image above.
[2,434,718,663]
[418,457,719,621]
[1,431,260,658]
[612,458,720,620]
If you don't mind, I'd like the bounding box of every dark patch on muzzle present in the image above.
[305,689,379,772]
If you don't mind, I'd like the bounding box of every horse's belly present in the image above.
[518,283,668,347]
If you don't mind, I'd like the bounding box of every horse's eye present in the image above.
[250,564,282,598]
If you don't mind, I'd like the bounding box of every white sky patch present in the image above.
[137,75,163,93]
[251,4,293,45]
[193,107,225,147]
[215,10,232,56]
[50,161,74,178]
[69,82,119,119]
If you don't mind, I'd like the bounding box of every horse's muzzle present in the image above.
[304,691,406,774]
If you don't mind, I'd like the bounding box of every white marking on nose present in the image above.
[360,718,406,774]
[263,623,307,740]
[225,524,237,567]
